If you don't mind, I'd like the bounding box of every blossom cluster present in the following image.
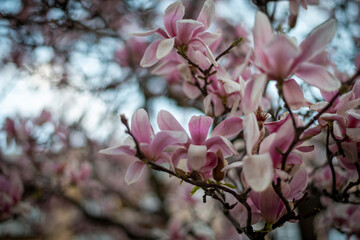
[1,0,360,239]
[105,0,360,238]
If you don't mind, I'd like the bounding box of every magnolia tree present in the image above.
[102,0,360,239]
[1,0,360,239]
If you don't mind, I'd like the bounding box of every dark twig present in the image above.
[326,125,338,196]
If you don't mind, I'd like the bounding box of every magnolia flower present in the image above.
[250,168,308,224]
[134,0,220,68]
[251,11,340,110]
[313,165,347,193]
[100,109,187,185]
[224,111,317,192]
[157,110,241,179]
[315,80,360,141]
[264,114,320,168]
[223,111,274,192]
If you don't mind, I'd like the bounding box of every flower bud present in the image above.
[213,150,226,181]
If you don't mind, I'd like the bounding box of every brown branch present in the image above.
[326,125,338,196]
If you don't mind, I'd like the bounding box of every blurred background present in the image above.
[0,0,359,239]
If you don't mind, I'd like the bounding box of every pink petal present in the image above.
[156,38,175,59]
[309,101,328,111]
[188,115,213,145]
[220,77,242,94]
[205,136,238,157]
[190,37,218,66]
[196,0,215,32]
[301,125,322,139]
[212,117,243,139]
[243,153,273,192]
[197,32,221,47]
[297,19,337,63]
[164,1,185,38]
[346,128,360,142]
[253,12,273,56]
[333,121,345,139]
[125,160,146,185]
[352,79,360,99]
[171,147,187,170]
[131,109,153,144]
[187,144,207,171]
[259,133,276,154]
[286,153,303,166]
[176,20,204,44]
[265,114,290,134]
[336,99,360,116]
[140,40,161,67]
[183,80,202,99]
[221,161,243,172]
[201,151,218,172]
[242,74,267,115]
[152,60,179,75]
[157,110,186,132]
[347,110,360,128]
[99,145,135,156]
[295,63,340,91]
[243,112,260,155]
[263,35,301,79]
[132,28,168,38]
[213,95,225,117]
[269,117,295,167]
[151,131,187,159]
[288,168,308,200]
[295,145,314,152]
[283,79,307,110]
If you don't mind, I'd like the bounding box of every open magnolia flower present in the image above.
[250,168,308,224]
[157,110,242,179]
[222,111,274,192]
[251,11,340,110]
[100,109,187,185]
[134,0,220,67]
[223,109,318,192]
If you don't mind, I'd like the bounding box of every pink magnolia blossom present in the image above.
[157,110,241,179]
[151,51,185,84]
[264,113,321,168]
[312,165,347,193]
[100,109,187,185]
[224,111,318,192]
[252,11,340,110]
[250,168,308,224]
[223,111,274,192]
[316,80,360,140]
[134,0,220,68]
